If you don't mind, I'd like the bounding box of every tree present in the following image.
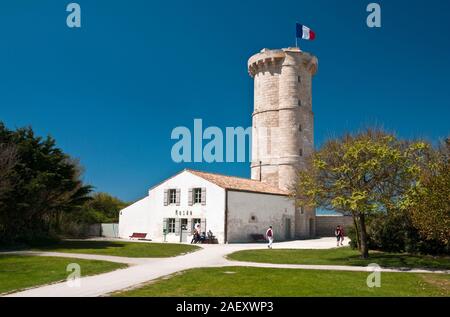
[69,192,129,224]
[0,122,92,244]
[0,143,17,200]
[405,139,450,245]
[293,129,427,258]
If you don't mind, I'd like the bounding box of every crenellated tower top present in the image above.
[248,47,318,78]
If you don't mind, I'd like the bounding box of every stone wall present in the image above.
[315,215,354,237]
[248,48,318,191]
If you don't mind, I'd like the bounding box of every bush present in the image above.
[367,213,448,255]
[347,226,359,250]
[345,213,448,255]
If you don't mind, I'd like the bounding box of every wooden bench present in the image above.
[250,234,266,242]
[129,232,147,240]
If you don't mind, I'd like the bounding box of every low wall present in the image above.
[101,223,119,238]
[81,223,119,238]
[316,215,353,237]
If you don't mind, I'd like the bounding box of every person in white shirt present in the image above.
[266,226,274,249]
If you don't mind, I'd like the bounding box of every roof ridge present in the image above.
[185,168,289,196]
[185,168,264,184]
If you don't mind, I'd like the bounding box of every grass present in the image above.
[0,255,127,295]
[113,266,450,297]
[29,240,200,258]
[227,247,450,270]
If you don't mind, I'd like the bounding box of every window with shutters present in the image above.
[193,188,202,204]
[168,218,176,233]
[169,189,177,204]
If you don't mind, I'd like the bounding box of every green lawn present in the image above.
[0,255,127,295]
[227,247,450,270]
[113,266,450,297]
[30,240,200,258]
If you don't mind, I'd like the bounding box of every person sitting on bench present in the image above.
[191,227,200,244]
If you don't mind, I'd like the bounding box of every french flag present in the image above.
[296,23,316,41]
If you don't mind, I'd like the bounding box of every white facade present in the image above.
[119,170,302,243]
[119,170,226,243]
[227,191,295,242]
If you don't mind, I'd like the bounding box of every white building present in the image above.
[119,47,319,243]
[119,169,302,243]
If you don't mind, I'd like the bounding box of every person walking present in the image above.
[339,225,345,246]
[266,226,274,249]
[334,225,341,247]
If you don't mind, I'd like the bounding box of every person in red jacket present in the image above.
[334,225,341,247]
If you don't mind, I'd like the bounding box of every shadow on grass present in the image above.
[35,240,128,251]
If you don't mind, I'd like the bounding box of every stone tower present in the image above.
[248,47,318,191]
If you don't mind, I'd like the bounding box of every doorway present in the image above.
[180,218,188,242]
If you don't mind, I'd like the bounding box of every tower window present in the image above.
[299,148,303,156]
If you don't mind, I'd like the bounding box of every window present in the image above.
[194,188,202,204]
[181,218,188,230]
[168,218,176,233]
[299,124,302,132]
[298,99,302,107]
[299,148,303,156]
[298,76,301,83]
[169,189,177,204]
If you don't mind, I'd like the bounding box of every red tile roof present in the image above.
[187,169,289,196]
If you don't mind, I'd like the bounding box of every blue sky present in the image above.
[0,0,449,202]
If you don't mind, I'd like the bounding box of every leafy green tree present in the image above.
[0,143,17,201]
[294,129,427,258]
[0,122,92,244]
[404,139,450,245]
[70,192,129,224]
